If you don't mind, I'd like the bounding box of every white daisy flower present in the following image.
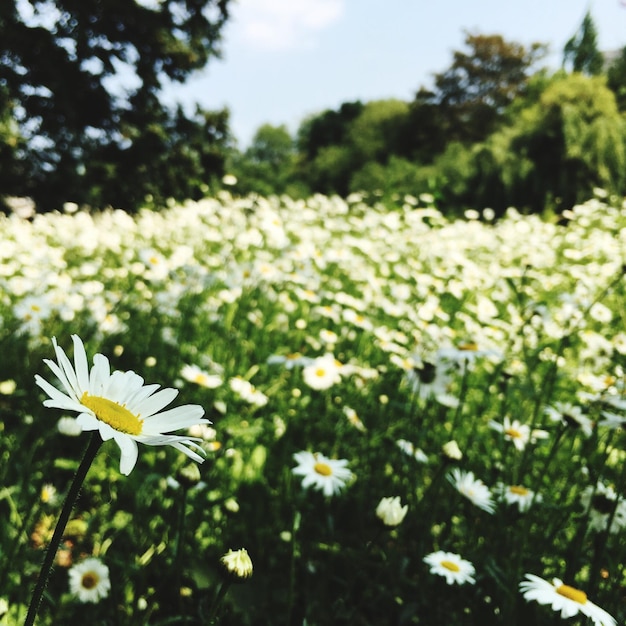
[220,548,253,582]
[229,376,268,407]
[488,416,548,451]
[376,496,408,527]
[292,451,353,497]
[545,402,594,437]
[519,573,616,626]
[579,481,626,534]
[447,468,495,514]
[302,353,343,390]
[396,438,428,463]
[423,551,476,585]
[180,364,222,389]
[35,335,208,475]
[68,558,111,603]
[496,483,541,513]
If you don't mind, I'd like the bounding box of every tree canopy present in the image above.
[563,11,604,75]
[0,0,231,211]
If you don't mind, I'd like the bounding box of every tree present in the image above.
[413,33,547,145]
[563,11,604,75]
[607,46,626,111]
[229,124,306,197]
[347,99,410,163]
[472,73,626,213]
[0,0,231,211]
[297,101,364,160]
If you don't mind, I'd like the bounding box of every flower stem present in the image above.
[24,432,102,626]
[206,581,231,624]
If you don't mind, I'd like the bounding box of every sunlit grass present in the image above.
[1,191,625,625]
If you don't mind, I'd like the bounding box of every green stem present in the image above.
[206,581,231,625]
[24,432,102,626]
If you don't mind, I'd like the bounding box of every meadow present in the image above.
[0,190,625,625]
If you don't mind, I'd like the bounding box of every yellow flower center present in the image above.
[440,560,460,572]
[314,462,332,476]
[505,427,522,439]
[556,584,587,605]
[509,485,529,496]
[81,392,143,435]
[315,368,326,378]
[458,342,478,351]
[81,572,99,590]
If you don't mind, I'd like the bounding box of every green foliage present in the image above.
[421,32,547,144]
[563,11,604,76]
[228,124,308,197]
[607,46,626,112]
[0,0,232,212]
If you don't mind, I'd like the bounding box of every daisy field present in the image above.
[0,190,625,625]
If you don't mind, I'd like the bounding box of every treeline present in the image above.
[228,13,626,216]
[1,5,625,215]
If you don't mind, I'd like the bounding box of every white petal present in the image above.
[114,434,138,476]
[71,335,90,393]
[133,387,178,418]
[90,353,111,394]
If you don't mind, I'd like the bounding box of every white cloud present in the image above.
[233,0,345,50]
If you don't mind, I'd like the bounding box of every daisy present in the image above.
[35,335,208,475]
[292,451,353,497]
[229,376,268,407]
[376,496,408,527]
[488,416,549,451]
[496,483,541,513]
[180,364,222,389]
[519,573,616,625]
[545,402,594,437]
[423,551,476,585]
[579,481,626,534]
[220,548,253,582]
[40,483,59,506]
[302,353,343,390]
[447,468,495,514]
[396,438,428,463]
[68,558,111,603]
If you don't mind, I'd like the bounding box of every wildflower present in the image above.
[40,484,58,506]
[545,402,594,437]
[519,573,616,625]
[267,352,313,369]
[180,364,222,389]
[229,376,268,407]
[68,558,111,603]
[579,481,626,534]
[423,551,476,585]
[0,379,16,395]
[292,451,353,497]
[343,405,367,432]
[57,416,82,436]
[447,468,495,514]
[376,496,408,527]
[396,438,428,463]
[441,440,462,460]
[220,548,253,582]
[488,416,548,451]
[302,353,343,390]
[35,335,208,475]
[497,483,540,513]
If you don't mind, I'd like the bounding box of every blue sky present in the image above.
[163,0,626,147]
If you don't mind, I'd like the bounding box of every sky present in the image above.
[162,0,626,148]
